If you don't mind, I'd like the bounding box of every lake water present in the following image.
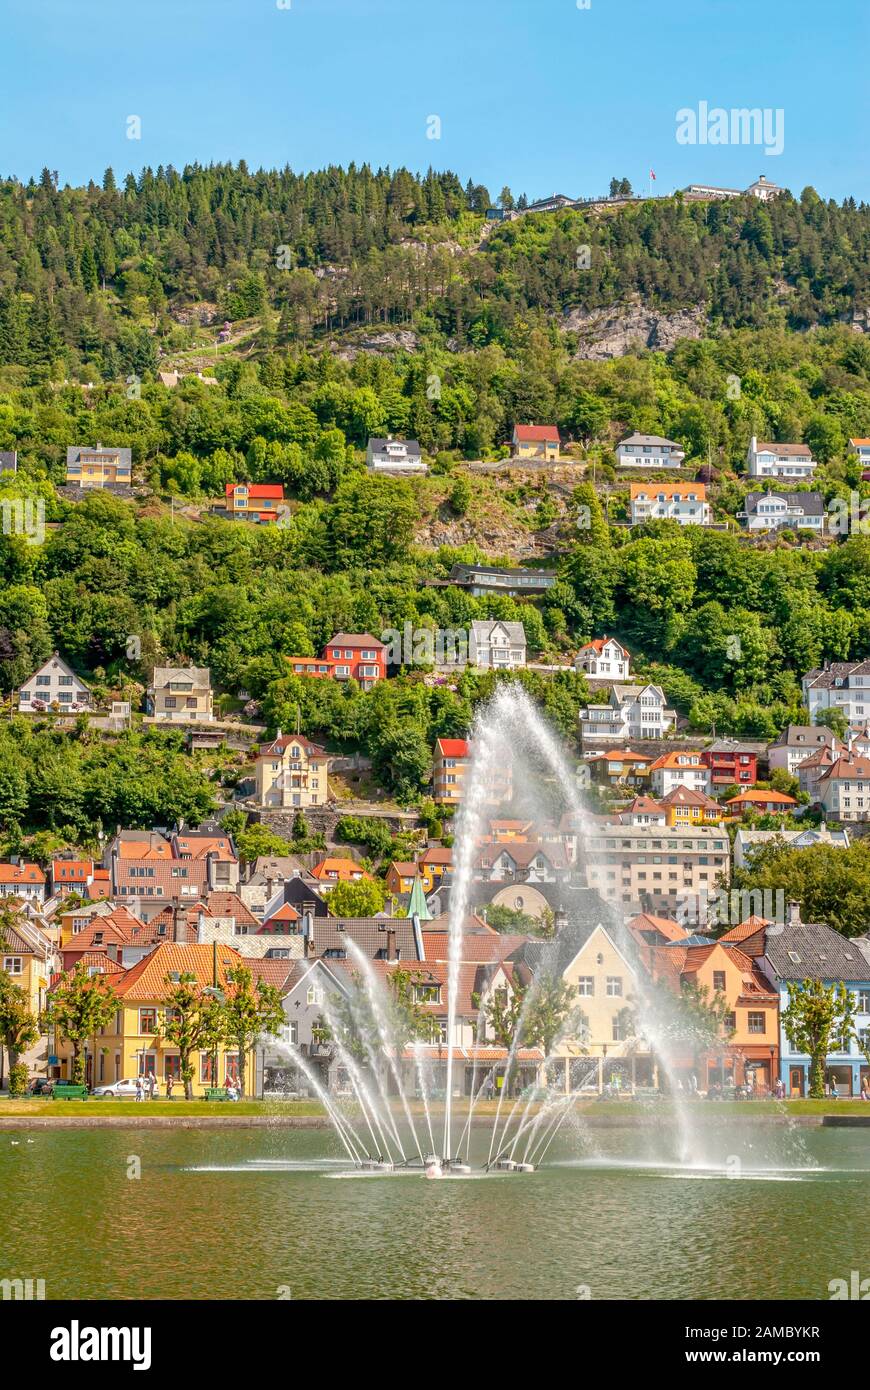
[2,1121,869,1300]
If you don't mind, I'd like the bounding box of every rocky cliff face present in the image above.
[562,303,707,359]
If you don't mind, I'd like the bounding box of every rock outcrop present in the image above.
[562,303,707,359]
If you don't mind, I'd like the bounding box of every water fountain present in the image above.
[265,683,757,1178]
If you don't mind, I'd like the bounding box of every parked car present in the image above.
[91,1078,142,1098]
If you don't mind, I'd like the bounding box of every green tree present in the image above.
[44,963,119,1086]
[160,973,227,1100]
[782,979,857,1100]
[0,970,39,1093]
[327,877,387,918]
[223,965,286,1097]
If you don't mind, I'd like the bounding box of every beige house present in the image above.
[255,731,330,808]
[148,666,213,723]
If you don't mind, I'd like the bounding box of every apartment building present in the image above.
[801,661,870,727]
[583,825,730,915]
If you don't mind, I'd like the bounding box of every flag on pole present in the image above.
[649,169,657,181]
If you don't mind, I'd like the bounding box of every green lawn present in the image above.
[0,1096,863,1120]
[0,1097,324,1117]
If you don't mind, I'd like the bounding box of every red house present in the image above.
[700,740,758,791]
[287,633,387,692]
[225,483,285,523]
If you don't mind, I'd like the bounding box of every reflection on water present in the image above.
[2,1124,869,1300]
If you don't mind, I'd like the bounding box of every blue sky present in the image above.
[1,0,866,200]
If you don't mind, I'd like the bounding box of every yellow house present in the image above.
[416,848,452,894]
[148,666,214,723]
[53,943,257,1093]
[255,731,329,808]
[2,917,51,1073]
[512,425,560,460]
[657,785,723,827]
[546,922,654,1092]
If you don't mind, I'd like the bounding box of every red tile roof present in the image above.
[0,863,45,884]
[514,424,559,442]
[225,483,284,500]
[112,942,246,1000]
[435,738,469,758]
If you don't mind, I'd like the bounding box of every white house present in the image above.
[801,661,870,727]
[470,620,526,670]
[580,684,676,742]
[746,436,816,481]
[813,753,870,822]
[767,724,845,776]
[629,483,710,526]
[849,439,870,473]
[737,491,825,532]
[574,636,630,680]
[365,437,426,474]
[18,653,91,713]
[616,434,685,469]
[648,752,710,798]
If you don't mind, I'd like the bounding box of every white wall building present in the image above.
[767,724,845,776]
[629,483,710,526]
[18,653,91,713]
[580,684,676,742]
[574,636,631,680]
[738,491,825,531]
[616,434,685,469]
[746,436,816,480]
[470,620,526,670]
[366,437,426,473]
[801,661,870,728]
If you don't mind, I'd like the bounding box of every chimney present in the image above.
[108,941,119,963]
[788,900,801,927]
[386,926,398,962]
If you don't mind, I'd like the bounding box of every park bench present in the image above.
[51,1083,88,1101]
[203,1087,231,1102]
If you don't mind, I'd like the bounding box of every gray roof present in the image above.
[707,737,767,754]
[470,620,526,644]
[743,491,824,516]
[769,725,841,750]
[618,434,683,449]
[764,921,870,982]
[509,886,636,979]
[449,563,556,583]
[310,916,424,961]
[802,662,870,689]
[66,444,132,465]
[367,437,421,456]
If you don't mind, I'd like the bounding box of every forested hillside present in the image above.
[0,164,868,379]
[1,162,870,827]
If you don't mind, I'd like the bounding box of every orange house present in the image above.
[650,939,779,1092]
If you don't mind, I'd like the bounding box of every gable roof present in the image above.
[513,424,560,442]
[435,738,469,759]
[112,942,247,999]
[324,633,386,650]
[763,921,870,982]
[256,732,328,760]
[743,491,824,516]
[21,652,89,692]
